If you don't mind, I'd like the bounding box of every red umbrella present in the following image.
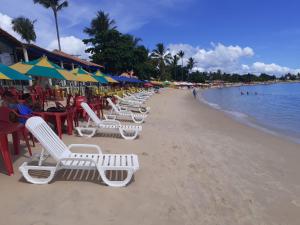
[144,82,153,87]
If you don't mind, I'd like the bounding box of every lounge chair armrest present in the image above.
[119,106,128,111]
[68,144,102,154]
[104,114,117,120]
[101,120,121,126]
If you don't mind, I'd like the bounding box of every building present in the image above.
[0,28,103,72]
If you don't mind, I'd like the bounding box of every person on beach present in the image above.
[193,88,197,98]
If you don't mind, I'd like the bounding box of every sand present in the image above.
[0,88,300,225]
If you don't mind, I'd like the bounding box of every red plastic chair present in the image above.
[0,107,32,156]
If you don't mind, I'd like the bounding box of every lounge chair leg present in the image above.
[132,116,144,124]
[119,128,138,140]
[98,169,133,187]
[76,127,97,138]
[19,162,56,185]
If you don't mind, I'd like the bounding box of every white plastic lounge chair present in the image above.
[107,98,147,124]
[123,93,148,103]
[114,95,150,114]
[76,102,142,139]
[19,117,139,187]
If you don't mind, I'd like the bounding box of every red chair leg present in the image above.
[22,128,32,156]
[55,115,62,139]
[0,134,14,176]
[12,131,20,155]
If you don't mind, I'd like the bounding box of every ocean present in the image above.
[200,82,300,143]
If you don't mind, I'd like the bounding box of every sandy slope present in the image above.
[0,88,299,225]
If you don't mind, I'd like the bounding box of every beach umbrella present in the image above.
[10,56,78,81]
[151,81,163,86]
[94,70,118,83]
[144,82,153,87]
[0,63,31,80]
[71,67,99,83]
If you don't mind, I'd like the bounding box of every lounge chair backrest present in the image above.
[107,98,119,112]
[25,117,71,161]
[114,95,123,102]
[81,102,102,124]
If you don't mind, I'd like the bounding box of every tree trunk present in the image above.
[181,59,184,81]
[22,46,33,86]
[53,10,61,51]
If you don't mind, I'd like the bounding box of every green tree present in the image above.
[84,10,116,36]
[11,17,36,43]
[150,43,172,80]
[33,0,68,51]
[177,50,185,80]
[83,11,153,78]
[169,55,179,80]
[187,57,196,72]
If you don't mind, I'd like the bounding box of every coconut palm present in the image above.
[187,57,196,73]
[84,10,117,36]
[12,17,37,44]
[170,55,179,80]
[33,0,68,51]
[177,50,185,80]
[150,43,172,80]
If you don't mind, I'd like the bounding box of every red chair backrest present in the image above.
[0,106,13,123]
[74,96,87,109]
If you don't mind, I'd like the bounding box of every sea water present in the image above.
[201,82,300,143]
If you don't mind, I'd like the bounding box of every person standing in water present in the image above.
[193,88,197,98]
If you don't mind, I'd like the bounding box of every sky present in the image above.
[1,0,300,75]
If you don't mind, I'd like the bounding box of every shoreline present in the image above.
[1,88,300,225]
[198,85,300,145]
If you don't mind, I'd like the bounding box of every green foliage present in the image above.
[12,17,36,43]
[84,11,116,36]
[150,43,172,80]
[33,0,68,11]
[84,12,153,79]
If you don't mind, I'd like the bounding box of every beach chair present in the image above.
[19,117,139,187]
[76,103,142,140]
[114,95,150,114]
[123,93,148,103]
[107,98,147,124]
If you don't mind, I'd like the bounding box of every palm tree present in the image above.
[187,57,196,81]
[33,0,68,51]
[177,50,185,80]
[150,43,172,80]
[187,57,196,73]
[12,17,37,44]
[170,55,179,80]
[84,10,117,36]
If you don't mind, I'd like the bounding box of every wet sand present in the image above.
[0,88,300,225]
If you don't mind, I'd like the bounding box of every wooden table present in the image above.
[0,121,31,176]
[33,109,75,139]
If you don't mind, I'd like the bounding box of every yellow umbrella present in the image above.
[94,70,118,83]
[10,56,79,81]
[71,67,98,82]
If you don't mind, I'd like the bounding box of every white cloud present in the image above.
[47,36,90,59]
[168,42,254,72]
[246,62,300,75]
[168,43,300,76]
[0,12,21,40]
